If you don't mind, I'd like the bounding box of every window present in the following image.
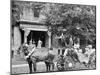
[34,6,40,17]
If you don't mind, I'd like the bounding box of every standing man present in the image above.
[69,35,73,48]
[33,40,36,47]
[24,40,36,73]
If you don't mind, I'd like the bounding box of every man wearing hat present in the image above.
[25,40,36,59]
[32,40,36,47]
[84,45,93,57]
[73,43,80,53]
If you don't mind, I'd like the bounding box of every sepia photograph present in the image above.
[11,0,96,74]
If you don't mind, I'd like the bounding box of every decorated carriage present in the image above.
[56,45,96,71]
[56,48,75,71]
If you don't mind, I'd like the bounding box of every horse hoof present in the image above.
[30,72,32,74]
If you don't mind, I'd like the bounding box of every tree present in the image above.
[40,3,96,47]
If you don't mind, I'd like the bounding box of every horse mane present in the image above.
[22,45,29,56]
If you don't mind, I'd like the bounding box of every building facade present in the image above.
[12,2,57,52]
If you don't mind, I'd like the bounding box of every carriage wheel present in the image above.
[57,62,65,71]
[64,56,75,70]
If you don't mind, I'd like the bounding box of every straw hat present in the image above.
[79,49,82,53]
[25,43,28,47]
[86,45,92,49]
[33,40,36,44]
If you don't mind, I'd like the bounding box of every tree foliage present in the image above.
[40,3,96,45]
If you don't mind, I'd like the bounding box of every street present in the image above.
[12,62,49,74]
[11,51,58,74]
[11,48,95,74]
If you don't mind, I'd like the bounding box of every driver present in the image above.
[24,40,36,59]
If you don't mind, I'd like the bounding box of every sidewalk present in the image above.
[11,53,27,65]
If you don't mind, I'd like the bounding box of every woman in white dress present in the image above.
[37,39,42,48]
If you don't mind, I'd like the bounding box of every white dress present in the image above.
[37,40,42,48]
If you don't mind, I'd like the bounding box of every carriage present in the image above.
[56,46,96,71]
[21,43,95,73]
[56,48,75,71]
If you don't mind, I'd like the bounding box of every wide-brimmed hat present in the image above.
[86,45,92,49]
[79,49,82,53]
[29,40,32,43]
[33,41,35,44]
[74,45,79,49]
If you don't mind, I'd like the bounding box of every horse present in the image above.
[22,45,55,73]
